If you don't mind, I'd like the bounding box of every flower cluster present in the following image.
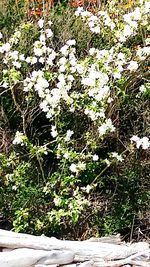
[0,1,149,234]
[0,1,149,181]
[130,136,150,150]
[75,2,150,45]
[13,131,25,146]
[75,7,101,33]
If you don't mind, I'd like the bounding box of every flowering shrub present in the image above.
[0,1,149,237]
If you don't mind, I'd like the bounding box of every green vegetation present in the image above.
[0,0,149,240]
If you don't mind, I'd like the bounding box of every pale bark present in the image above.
[86,234,122,244]
[0,229,149,267]
[0,248,74,267]
[0,229,149,261]
[92,249,150,267]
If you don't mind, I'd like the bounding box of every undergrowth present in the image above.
[0,0,149,240]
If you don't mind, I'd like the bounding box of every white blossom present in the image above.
[59,65,66,72]
[26,57,31,63]
[111,152,123,162]
[39,57,44,64]
[46,29,53,38]
[14,30,21,39]
[31,57,37,65]
[60,45,69,56]
[113,72,121,79]
[66,39,76,46]
[13,61,21,69]
[127,61,138,71]
[54,196,61,206]
[48,20,53,26]
[75,7,84,17]
[1,81,9,88]
[98,119,115,136]
[132,7,141,20]
[13,131,25,145]
[107,97,113,103]
[89,48,96,55]
[88,21,95,28]
[69,163,78,173]
[81,77,95,87]
[141,137,150,150]
[64,130,74,142]
[76,64,84,74]
[93,154,99,161]
[77,162,86,171]
[58,73,66,84]
[34,47,43,57]
[1,43,11,52]
[139,85,146,93]
[38,19,44,28]
[144,1,150,13]
[91,26,100,34]
[19,54,25,61]
[104,158,110,166]
[40,34,46,43]
[40,100,49,112]
[51,125,58,138]
[130,135,150,150]
[81,185,92,194]
[35,77,49,91]
[137,46,150,60]
[64,152,69,159]
[68,75,74,82]
[10,50,18,60]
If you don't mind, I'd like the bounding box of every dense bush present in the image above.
[0,0,149,239]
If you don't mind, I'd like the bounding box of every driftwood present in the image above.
[0,229,149,267]
[86,235,122,244]
[0,248,74,267]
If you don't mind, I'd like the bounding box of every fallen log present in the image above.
[92,249,150,266]
[0,248,74,267]
[0,229,149,267]
[86,234,122,244]
[0,229,149,261]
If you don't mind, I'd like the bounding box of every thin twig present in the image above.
[94,249,150,267]
[0,88,11,96]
